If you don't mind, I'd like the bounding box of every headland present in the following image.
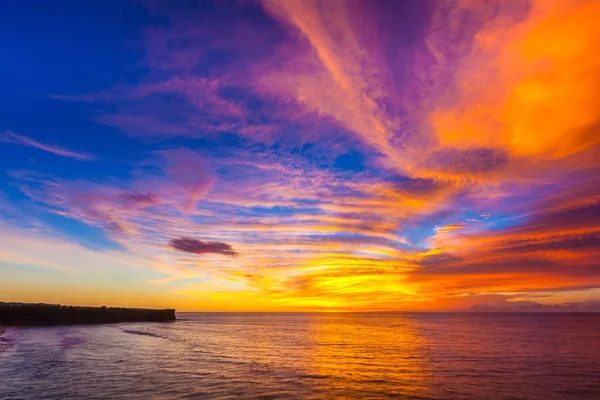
[0,302,176,326]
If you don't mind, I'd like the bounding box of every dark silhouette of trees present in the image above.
[0,303,176,326]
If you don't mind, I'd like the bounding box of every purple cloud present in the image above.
[1,131,93,161]
[169,237,238,257]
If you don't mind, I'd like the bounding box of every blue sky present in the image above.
[1,0,600,311]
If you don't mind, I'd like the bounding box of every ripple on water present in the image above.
[0,313,599,399]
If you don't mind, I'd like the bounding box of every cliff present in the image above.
[0,302,176,326]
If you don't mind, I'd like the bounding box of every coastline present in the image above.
[0,302,176,326]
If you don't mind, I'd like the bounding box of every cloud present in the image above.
[6,0,600,311]
[426,0,600,168]
[406,189,600,297]
[258,0,404,165]
[118,193,160,208]
[1,131,93,160]
[0,228,145,273]
[169,237,238,257]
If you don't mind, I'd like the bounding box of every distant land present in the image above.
[0,302,176,326]
[467,302,600,312]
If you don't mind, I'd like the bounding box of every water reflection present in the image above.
[308,313,429,398]
[1,313,599,399]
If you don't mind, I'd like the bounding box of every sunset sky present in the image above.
[1,0,599,311]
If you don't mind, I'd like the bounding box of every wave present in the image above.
[121,328,165,338]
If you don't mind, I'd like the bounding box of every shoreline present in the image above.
[0,302,176,326]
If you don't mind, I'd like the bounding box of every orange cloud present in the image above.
[430,0,600,162]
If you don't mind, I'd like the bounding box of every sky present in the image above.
[1,0,600,312]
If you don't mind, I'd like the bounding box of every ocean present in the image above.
[1,313,599,399]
